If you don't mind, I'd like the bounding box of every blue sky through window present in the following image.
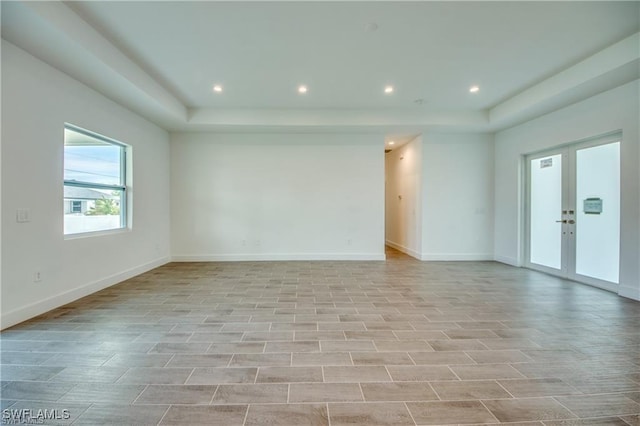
[64,129,122,185]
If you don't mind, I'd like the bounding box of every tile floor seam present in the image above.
[100,353,117,367]
[425,381,442,401]
[507,363,529,379]
[71,402,92,425]
[208,385,219,405]
[550,396,583,420]
[620,416,637,426]
[446,365,462,381]
[155,404,172,426]
[44,368,66,384]
[224,353,233,367]
[130,384,149,405]
[423,340,436,352]
[402,401,418,426]
[356,382,365,401]
[182,368,196,385]
[241,403,250,426]
[111,366,131,384]
[493,379,516,399]
[383,365,393,382]
[478,395,502,423]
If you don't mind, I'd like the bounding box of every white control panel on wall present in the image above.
[16,208,31,223]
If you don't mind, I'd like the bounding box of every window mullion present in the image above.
[64,180,126,192]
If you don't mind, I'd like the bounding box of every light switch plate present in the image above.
[16,208,31,223]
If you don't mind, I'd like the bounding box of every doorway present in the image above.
[525,134,621,292]
[384,135,422,259]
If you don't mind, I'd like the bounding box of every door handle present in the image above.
[568,220,575,224]
[555,220,567,223]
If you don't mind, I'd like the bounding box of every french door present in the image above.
[525,135,621,291]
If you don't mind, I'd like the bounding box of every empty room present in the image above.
[1,1,639,425]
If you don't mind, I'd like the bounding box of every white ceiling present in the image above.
[2,1,639,133]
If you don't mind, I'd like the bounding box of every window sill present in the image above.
[64,227,131,240]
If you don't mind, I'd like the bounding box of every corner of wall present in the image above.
[619,285,640,302]
[385,240,421,260]
[493,255,520,267]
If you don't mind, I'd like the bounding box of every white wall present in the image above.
[420,133,494,261]
[385,136,423,258]
[1,41,171,328]
[494,80,640,300]
[170,133,385,260]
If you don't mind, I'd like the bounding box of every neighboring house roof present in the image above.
[64,186,116,200]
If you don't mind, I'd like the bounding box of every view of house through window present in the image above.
[63,125,127,235]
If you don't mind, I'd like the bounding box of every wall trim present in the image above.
[493,255,520,266]
[0,256,171,330]
[420,253,494,261]
[619,285,640,301]
[172,253,386,262]
[385,240,421,260]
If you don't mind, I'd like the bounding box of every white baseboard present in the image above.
[0,256,171,330]
[172,253,386,262]
[618,285,640,301]
[385,240,421,260]
[493,255,520,266]
[420,253,494,261]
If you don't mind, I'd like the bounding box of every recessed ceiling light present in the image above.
[298,85,308,94]
[365,22,379,32]
[384,86,394,94]
[469,85,480,93]
[388,141,395,145]
[213,84,223,93]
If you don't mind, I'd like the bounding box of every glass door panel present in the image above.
[575,142,620,283]
[529,154,563,270]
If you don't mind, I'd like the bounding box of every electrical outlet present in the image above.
[33,271,42,282]
[16,208,31,223]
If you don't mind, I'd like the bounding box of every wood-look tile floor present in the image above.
[1,247,639,425]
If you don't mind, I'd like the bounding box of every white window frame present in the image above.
[64,124,128,235]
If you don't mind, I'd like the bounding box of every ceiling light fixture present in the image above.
[384,86,394,94]
[365,22,379,32]
[469,85,480,93]
[213,84,223,93]
[298,85,308,94]
[388,141,395,145]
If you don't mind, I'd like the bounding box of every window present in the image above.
[63,125,128,235]
[71,201,82,213]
